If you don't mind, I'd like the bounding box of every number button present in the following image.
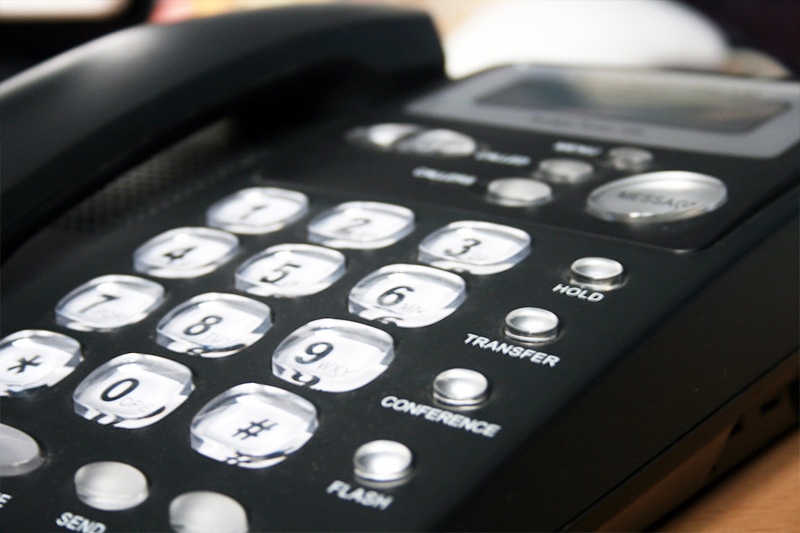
[272,319,395,392]
[206,187,309,234]
[134,227,238,278]
[418,221,531,275]
[56,275,165,331]
[73,354,193,428]
[308,201,414,249]
[156,293,272,357]
[0,330,82,396]
[349,264,466,328]
[190,383,317,469]
[236,244,346,298]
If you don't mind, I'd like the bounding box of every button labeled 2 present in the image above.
[308,201,414,249]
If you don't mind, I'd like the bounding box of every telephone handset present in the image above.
[1,4,798,532]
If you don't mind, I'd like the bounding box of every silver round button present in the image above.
[74,461,148,511]
[0,423,44,477]
[346,123,422,150]
[587,171,727,223]
[536,158,594,184]
[607,147,654,172]
[169,491,248,533]
[433,368,489,407]
[504,308,560,343]
[487,178,552,207]
[570,257,625,290]
[353,440,413,483]
[394,128,477,157]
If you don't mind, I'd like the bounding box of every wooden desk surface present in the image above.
[656,429,799,532]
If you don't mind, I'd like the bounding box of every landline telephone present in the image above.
[1,4,798,532]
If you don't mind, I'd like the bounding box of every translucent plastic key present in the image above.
[190,383,317,469]
[418,221,530,275]
[349,264,466,327]
[73,353,193,428]
[272,319,394,392]
[156,293,271,357]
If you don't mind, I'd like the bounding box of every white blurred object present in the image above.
[444,0,730,77]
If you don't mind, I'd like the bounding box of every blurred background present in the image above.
[1,0,798,82]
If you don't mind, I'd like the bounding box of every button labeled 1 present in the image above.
[190,383,317,469]
[349,264,466,328]
[73,354,194,428]
[272,319,394,392]
[206,187,308,234]
[418,221,530,275]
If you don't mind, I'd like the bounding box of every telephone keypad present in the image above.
[0,330,82,395]
[272,318,395,392]
[308,201,415,249]
[189,383,318,469]
[418,220,531,275]
[156,292,272,357]
[72,353,194,429]
[55,274,165,331]
[134,226,239,278]
[349,263,466,327]
[235,243,346,298]
[206,187,309,234]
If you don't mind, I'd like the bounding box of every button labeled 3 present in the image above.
[419,221,530,275]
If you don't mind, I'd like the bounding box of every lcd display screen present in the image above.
[479,78,790,133]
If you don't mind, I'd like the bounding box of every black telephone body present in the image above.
[1,4,798,532]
